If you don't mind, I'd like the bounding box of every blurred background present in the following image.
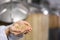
[0,0,60,40]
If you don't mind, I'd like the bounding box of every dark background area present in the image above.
[32,0,41,4]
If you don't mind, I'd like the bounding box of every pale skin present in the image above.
[5,21,32,36]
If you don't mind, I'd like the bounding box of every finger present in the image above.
[26,27,32,31]
[17,21,31,27]
[23,21,31,27]
[24,30,29,34]
[11,32,21,36]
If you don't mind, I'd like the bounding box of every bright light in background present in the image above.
[41,8,48,15]
[43,10,48,15]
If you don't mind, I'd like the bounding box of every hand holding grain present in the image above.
[10,21,32,36]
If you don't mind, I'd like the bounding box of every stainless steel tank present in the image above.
[0,0,29,23]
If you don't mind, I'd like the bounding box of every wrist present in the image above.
[5,28,10,36]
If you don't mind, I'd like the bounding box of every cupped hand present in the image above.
[10,21,32,36]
